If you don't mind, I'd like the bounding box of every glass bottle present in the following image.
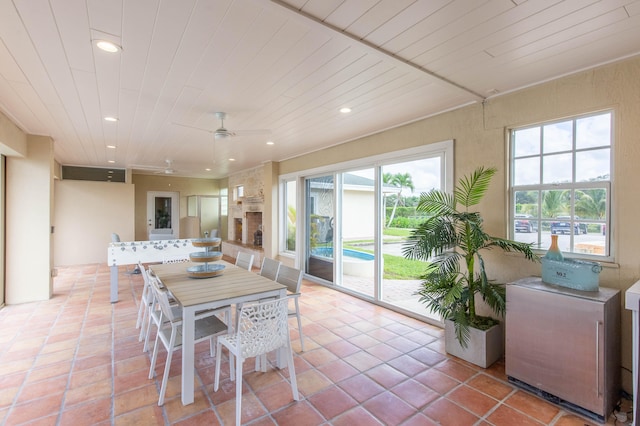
[545,234,564,261]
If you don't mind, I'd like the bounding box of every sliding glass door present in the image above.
[380,157,443,320]
[338,168,376,298]
[292,142,452,323]
[305,175,335,283]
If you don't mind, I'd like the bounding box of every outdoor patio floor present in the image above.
[0,259,623,425]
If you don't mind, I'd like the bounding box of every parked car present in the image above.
[515,214,538,233]
[550,216,588,234]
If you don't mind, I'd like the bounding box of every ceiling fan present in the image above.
[173,111,270,140]
[213,111,234,140]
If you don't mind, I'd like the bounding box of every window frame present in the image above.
[279,177,298,257]
[278,141,453,259]
[508,110,613,261]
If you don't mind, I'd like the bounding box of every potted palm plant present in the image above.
[403,166,538,368]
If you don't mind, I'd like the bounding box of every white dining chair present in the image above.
[258,257,281,281]
[214,297,299,426]
[138,263,180,351]
[142,270,183,353]
[235,257,283,333]
[276,265,305,351]
[234,252,254,270]
[147,275,231,406]
[135,262,153,341]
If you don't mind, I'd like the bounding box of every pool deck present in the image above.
[341,274,441,323]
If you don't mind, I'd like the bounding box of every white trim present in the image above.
[279,140,454,180]
[278,141,455,261]
[146,191,180,240]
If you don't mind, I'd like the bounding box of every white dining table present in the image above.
[149,260,287,405]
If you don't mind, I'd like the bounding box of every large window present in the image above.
[281,179,297,254]
[510,111,612,259]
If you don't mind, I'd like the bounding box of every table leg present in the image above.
[181,307,196,405]
[110,265,119,303]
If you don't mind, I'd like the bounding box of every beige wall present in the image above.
[53,180,135,266]
[131,174,220,241]
[277,56,640,391]
[0,110,27,157]
[6,136,54,304]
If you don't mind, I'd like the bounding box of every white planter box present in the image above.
[444,319,504,368]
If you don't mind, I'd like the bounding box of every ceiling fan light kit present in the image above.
[214,112,234,140]
[214,130,231,140]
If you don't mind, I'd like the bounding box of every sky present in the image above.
[347,156,442,197]
[513,112,611,185]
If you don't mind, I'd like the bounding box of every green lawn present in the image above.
[383,227,414,237]
[344,227,424,279]
[382,253,425,279]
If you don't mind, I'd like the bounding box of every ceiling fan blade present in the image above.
[234,129,271,136]
[172,122,213,133]
[174,112,271,141]
[128,164,164,170]
[129,159,176,174]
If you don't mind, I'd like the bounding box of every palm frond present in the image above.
[487,237,538,262]
[402,216,457,261]
[405,166,538,351]
[455,166,497,208]
[452,311,471,348]
[417,190,455,216]
[481,282,506,318]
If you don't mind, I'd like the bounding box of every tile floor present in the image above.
[0,261,624,425]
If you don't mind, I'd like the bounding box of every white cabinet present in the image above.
[506,277,620,422]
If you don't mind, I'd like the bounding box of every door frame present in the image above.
[146,191,180,239]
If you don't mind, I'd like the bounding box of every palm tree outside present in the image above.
[385,172,415,227]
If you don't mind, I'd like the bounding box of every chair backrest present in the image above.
[138,262,151,298]
[237,297,290,358]
[235,252,255,270]
[139,261,151,283]
[276,265,303,294]
[148,275,177,322]
[259,257,281,281]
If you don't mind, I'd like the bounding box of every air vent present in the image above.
[62,166,126,182]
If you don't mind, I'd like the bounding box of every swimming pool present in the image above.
[311,247,375,277]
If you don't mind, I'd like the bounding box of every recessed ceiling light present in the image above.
[107,160,115,164]
[266,141,274,145]
[205,168,211,171]
[104,116,118,122]
[106,145,116,149]
[95,40,121,53]
[229,158,236,162]
[340,107,352,113]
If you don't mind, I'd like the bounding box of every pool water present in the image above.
[310,247,374,277]
[312,247,374,261]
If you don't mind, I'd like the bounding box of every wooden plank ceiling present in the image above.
[0,0,638,178]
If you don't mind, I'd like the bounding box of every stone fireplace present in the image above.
[246,212,262,247]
